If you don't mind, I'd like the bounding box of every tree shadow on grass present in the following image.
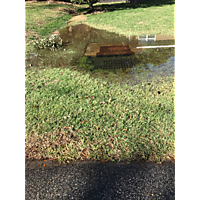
[78,0,175,14]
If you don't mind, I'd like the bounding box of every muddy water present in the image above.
[25,24,175,86]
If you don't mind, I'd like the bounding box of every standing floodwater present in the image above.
[25,24,175,86]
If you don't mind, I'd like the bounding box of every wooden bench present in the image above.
[96,45,135,56]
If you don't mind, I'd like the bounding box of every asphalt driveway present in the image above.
[25,159,175,200]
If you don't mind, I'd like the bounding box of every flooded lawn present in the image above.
[25,23,175,87]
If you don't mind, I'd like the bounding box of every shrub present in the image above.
[33,35,62,51]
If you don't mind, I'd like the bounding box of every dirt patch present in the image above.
[67,15,87,24]
[25,126,84,162]
[62,10,105,27]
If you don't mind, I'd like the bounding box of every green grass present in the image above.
[25,2,83,43]
[25,1,175,165]
[70,0,175,36]
[25,67,175,164]
[25,2,82,59]
[37,14,72,36]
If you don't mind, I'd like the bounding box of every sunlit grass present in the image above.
[81,3,175,36]
[25,67,175,164]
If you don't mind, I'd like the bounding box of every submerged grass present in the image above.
[25,1,175,165]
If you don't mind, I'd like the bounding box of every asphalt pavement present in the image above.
[25,159,175,200]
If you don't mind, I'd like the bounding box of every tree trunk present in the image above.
[86,0,94,10]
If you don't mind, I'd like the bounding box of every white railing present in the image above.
[137,35,175,48]
[138,35,156,42]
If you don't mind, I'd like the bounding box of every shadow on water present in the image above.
[25,23,175,87]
